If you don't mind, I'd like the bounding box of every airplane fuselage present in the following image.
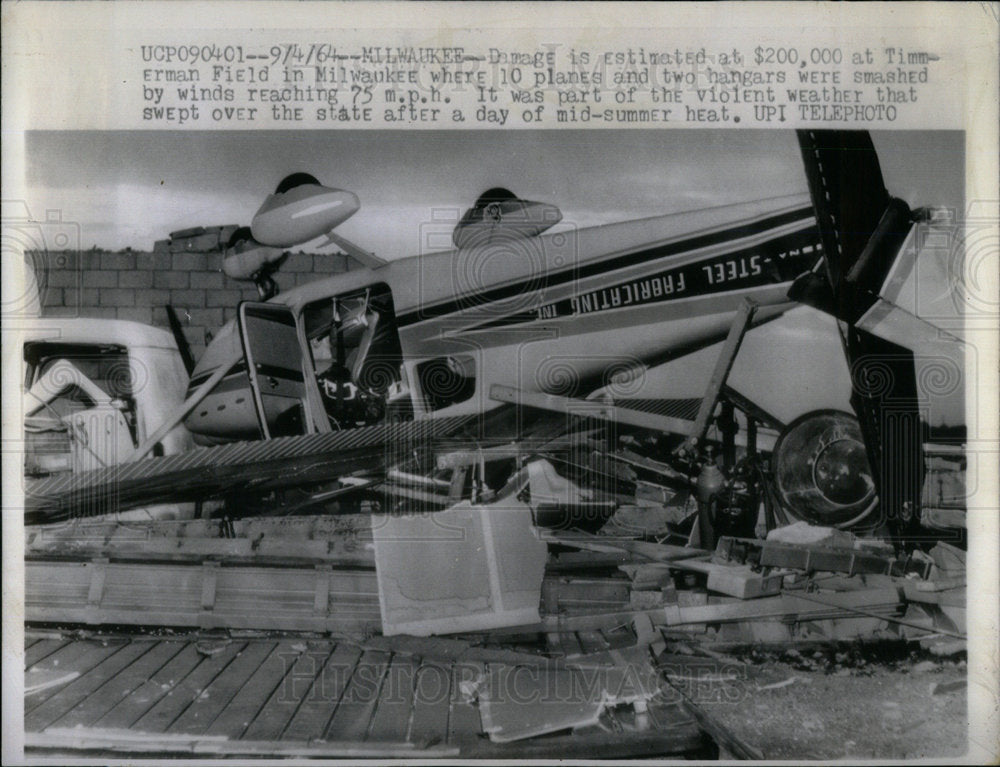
[185,194,822,443]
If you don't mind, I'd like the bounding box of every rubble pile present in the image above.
[25,440,966,757]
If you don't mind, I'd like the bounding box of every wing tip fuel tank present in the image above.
[251,173,361,248]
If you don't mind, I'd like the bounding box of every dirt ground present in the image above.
[694,644,968,760]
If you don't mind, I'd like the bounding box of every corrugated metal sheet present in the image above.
[26,415,479,521]
[612,398,703,422]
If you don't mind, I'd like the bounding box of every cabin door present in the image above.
[238,302,319,439]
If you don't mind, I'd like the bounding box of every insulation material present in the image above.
[372,499,547,636]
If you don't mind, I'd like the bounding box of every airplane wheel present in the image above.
[772,409,879,529]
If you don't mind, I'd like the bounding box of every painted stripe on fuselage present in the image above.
[395,206,815,327]
[463,224,822,333]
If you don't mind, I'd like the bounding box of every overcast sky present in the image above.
[24,130,965,425]
[26,130,963,255]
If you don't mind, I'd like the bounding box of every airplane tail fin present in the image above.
[792,130,927,536]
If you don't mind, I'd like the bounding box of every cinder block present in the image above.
[153,271,189,289]
[60,288,79,309]
[170,289,207,308]
[46,268,81,288]
[192,270,224,290]
[119,270,154,288]
[43,251,78,271]
[185,308,224,331]
[99,288,136,307]
[136,251,171,271]
[100,252,136,271]
[117,306,154,325]
[152,306,171,327]
[182,326,208,350]
[80,251,103,270]
[292,272,319,287]
[284,253,313,272]
[83,307,119,319]
[81,271,118,288]
[172,252,210,272]
[60,288,96,313]
[40,287,64,307]
[206,289,244,307]
[135,288,171,307]
[313,253,350,273]
[42,305,82,318]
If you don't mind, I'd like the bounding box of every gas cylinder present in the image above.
[695,446,726,549]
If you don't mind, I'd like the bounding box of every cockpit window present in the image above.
[302,283,405,429]
[415,355,477,411]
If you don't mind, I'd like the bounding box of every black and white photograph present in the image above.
[3,3,997,764]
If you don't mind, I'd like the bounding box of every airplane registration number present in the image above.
[703,255,762,285]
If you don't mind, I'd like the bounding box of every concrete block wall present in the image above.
[33,249,358,360]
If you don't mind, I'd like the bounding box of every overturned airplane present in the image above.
[21,131,969,759]
[25,131,964,543]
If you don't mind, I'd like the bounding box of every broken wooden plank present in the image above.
[23,638,126,698]
[170,640,278,735]
[26,559,382,634]
[24,638,72,669]
[715,536,904,577]
[408,661,453,746]
[447,661,486,745]
[204,641,301,739]
[24,728,459,758]
[460,725,706,759]
[131,641,247,734]
[51,641,184,728]
[322,649,391,742]
[436,433,596,470]
[26,640,153,731]
[541,530,709,563]
[679,298,757,456]
[242,642,333,741]
[544,576,632,613]
[666,587,903,626]
[367,654,421,742]
[24,671,81,697]
[27,541,375,567]
[531,586,904,634]
[94,643,206,730]
[281,643,362,743]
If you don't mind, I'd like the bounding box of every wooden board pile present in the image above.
[24,496,965,758]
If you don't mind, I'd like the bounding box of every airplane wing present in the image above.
[317,231,388,269]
